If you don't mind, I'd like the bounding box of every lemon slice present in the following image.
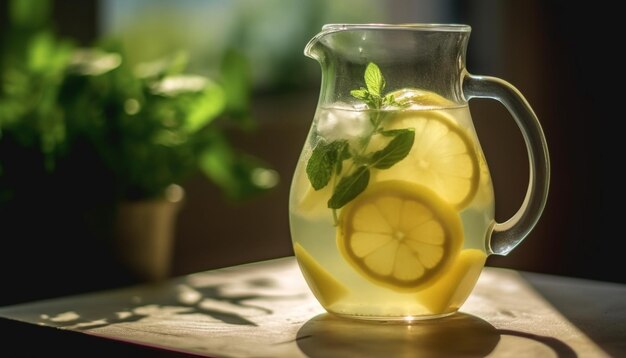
[388,88,455,108]
[416,249,486,314]
[372,108,479,210]
[338,181,462,291]
[294,243,349,307]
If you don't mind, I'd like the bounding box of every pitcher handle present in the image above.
[463,74,550,255]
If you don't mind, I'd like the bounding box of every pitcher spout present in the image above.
[304,23,472,105]
[304,24,346,61]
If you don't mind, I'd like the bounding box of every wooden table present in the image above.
[1,257,624,357]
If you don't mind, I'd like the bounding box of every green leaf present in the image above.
[220,49,254,129]
[328,166,370,209]
[134,51,189,79]
[364,63,384,97]
[197,133,276,201]
[383,94,395,106]
[370,129,415,169]
[151,74,210,97]
[306,140,346,190]
[350,88,369,101]
[379,129,407,137]
[27,32,56,72]
[184,80,225,133]
[199,143,243,199]
[68,49,122,76]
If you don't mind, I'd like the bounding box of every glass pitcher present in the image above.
[289,24,550,321]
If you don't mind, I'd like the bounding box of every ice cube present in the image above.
[317,105,372,142]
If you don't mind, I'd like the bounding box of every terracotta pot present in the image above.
[114,185,185,282]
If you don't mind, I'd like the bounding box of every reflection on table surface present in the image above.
[0,257,623,357]
[298,313,581,358]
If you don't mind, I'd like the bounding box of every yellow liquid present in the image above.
[289,105,494,319]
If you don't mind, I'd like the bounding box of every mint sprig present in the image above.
[306,62,414,222]
[351,63,401,112]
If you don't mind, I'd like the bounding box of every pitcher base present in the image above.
[329,310,457,323]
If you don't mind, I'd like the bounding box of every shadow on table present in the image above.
[32,276,299,330]
[523,272,626,357]
[296,313,576,358]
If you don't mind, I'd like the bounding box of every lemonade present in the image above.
[289,81,495,319]
[293,25,550,320]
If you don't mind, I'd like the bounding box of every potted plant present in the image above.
[65,45,276,281]
[0,0,275,304]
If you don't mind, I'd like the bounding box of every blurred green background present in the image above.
[0,0,619,305]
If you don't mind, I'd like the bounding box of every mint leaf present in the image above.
[383,94,396,106]
[364,63,384,97]
[328,166,370,209]
[350,88,369,101]
[306,140,346,190]
[370,129,415,169]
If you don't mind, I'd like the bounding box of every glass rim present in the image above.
[321,23,471,33]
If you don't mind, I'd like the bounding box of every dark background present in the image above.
[0,0,621,306]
